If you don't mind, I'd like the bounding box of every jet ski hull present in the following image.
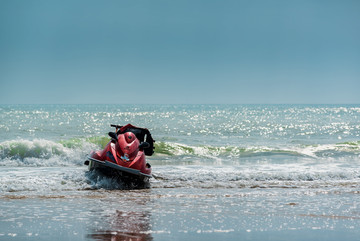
[85,156,152,187]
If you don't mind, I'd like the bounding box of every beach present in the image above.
[1,104,360,240]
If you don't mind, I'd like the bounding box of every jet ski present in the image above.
[84,124,155,188]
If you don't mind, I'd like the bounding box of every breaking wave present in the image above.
[153,141,360,159]
[1,164,359,194]
[0,138,359,167]
[151,165,360,189]
[0,139,96,166]
[0,138,359,193]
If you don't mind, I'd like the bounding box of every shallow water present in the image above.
[0,104,360,240]
[1,184,360,241]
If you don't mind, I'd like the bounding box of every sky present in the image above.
[0,0,359,104]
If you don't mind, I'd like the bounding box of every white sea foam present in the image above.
[1,159,359,195]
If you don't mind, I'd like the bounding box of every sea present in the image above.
[0,104,359,241]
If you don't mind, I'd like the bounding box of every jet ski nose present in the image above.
[125,132,136,144]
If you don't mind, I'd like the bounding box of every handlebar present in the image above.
[110,124,123,129]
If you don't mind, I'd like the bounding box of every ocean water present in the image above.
[0,104,360,240]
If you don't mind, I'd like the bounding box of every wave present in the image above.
[151,165,360,189]
[153,141,360,159]
[0,138,359,167]
[1,165,359,194]
[0,139,96,167]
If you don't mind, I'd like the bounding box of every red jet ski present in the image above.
[84,124,155,187]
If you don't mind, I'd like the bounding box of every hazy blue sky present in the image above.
[0,0,359,104]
